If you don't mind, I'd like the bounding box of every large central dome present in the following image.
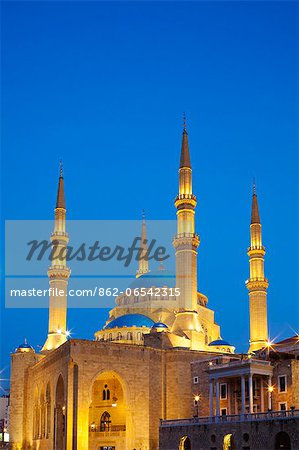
[103,313,155,329]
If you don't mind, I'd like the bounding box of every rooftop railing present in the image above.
[160,409,299,427]
[208,358,272,370]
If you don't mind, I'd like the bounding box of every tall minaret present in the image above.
[136,210,150,278]
[172,116,203,346]
[246,183,269,353]
[42,163,70,352]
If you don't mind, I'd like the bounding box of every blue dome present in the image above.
[129,268,176,289]
[17,340,34,351]
[152,322,168,329]
[104,314,155,329]
[209,339,231,347]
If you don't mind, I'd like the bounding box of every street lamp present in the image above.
[194,394,201,417]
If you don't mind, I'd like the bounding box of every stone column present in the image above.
[260,377,264,412]
[241,375,246,415]
[209,380,214,417]
[248,374,253,414]
[215,380,220,418]
[227,382,231,415]
[234,379,238,414]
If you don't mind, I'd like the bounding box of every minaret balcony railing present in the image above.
[48,265,71,272]
[245,276,268,283]
[176,193,196,200]
[175,232,198,239]
[51,231,69,237]
[175,194,197,208]
[247,245,265,251]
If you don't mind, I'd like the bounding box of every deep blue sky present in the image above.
[1,1,298,389]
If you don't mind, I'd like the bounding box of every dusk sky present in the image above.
[1,1,298,390]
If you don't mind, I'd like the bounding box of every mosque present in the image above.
[9,123,274,450]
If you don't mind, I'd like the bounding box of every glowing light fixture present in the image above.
[112,376,118,407]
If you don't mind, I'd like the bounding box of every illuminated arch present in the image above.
[179,436,191,450]
[54,374,65,450]
[223,434,236,450]
[89,370,130,447]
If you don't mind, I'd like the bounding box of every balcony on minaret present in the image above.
[175,193,197,209]
[51,231,69,237]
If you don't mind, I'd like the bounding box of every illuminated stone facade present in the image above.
[9,124,279,450]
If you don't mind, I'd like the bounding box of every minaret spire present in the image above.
[56,160,66,209]
[136,210,150,278]
[246,185,269,353]
[42,163,70,352]
[180,113,191,168]
[251,181,260,224]
[172,118,203,349]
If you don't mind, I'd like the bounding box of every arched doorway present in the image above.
[223,434,236,450]
[179,436,191,450]
[275,432,291,449]
[89,371,127,450]
[100,411,111,431]
[54,375,65,450]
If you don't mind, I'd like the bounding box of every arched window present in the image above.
[137,332,142,341]
[46,383,51,437]
[127,332,133,341]
[33,388,39,440]
[40,389,46,438]
[54,375,65,450]
[223,434,236,450]
[102,385,110,400]
[275,431,291,449]
[117,332,122,340]
[179,436,191,450]
[108,333,112,341]
[100,411,111,431]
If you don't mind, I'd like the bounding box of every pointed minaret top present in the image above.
[251,181,260,224]
[180,113,191,168]
[56,161,66,209]
[136,209,149,277]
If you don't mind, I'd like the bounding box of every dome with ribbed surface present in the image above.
[104,314,155,329]
[209,339,231,347]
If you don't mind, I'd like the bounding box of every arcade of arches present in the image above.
[175,431,293,450]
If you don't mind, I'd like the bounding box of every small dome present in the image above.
[209,339,232,347]
[152,322,168,329]
[16,340,34,353]
[104,314,155,330]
